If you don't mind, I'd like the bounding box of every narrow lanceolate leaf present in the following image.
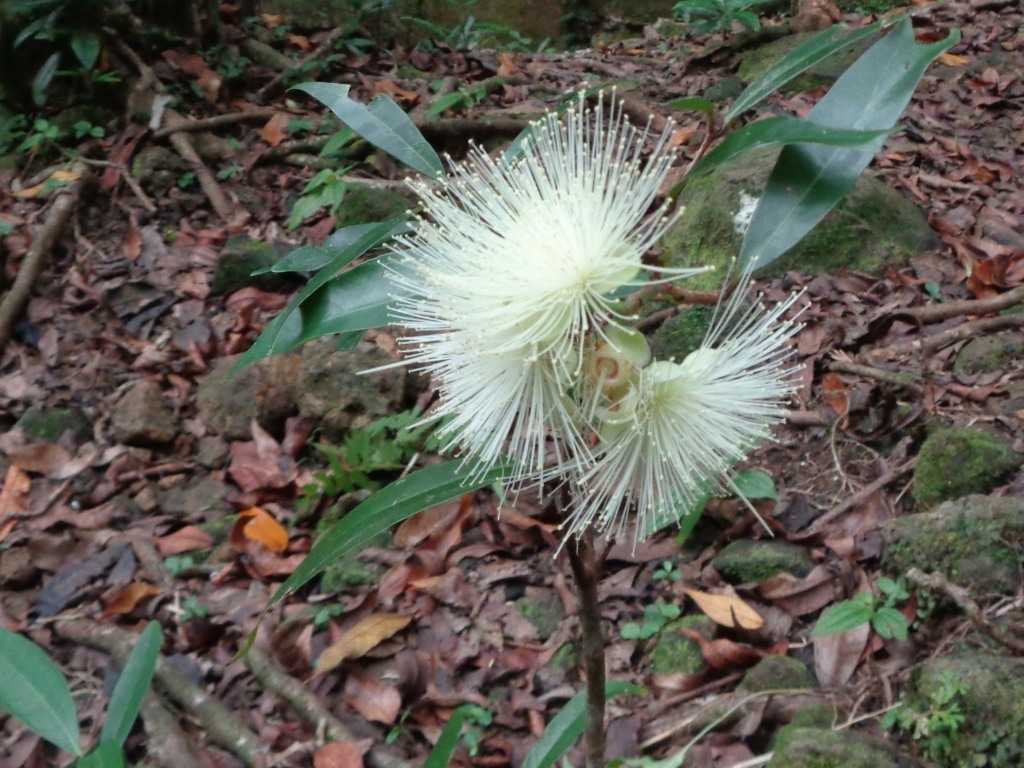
[233,215,408,371]
[266,460,511,613]
[0,626,82,756]
[725,22,881,124]
[100,622,161,749]
[739,18,959,272]
[520,681,644,768]
[690,117,890,177]
[296,82,443,177]
[423,708,465,768]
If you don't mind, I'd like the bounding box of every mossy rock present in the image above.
[768,726,923,768]
[905,651,1024,768]
[835,0,908,13]
[953,334,1024,375]
[196,353,302,439]
[739,655,816,692]
[15,406,92,443]
[333,183,412,229]
[319,525,389,593]
[650,615,715,675]
[911,427,1021,508]
[515,587,566,640]
[649,306,713,362]
[663,149,938,290]
[738,30,880,90]
[712,539,814,584]
[547,643,578,670]
[211,237,299,295]
[882,495,1024,596]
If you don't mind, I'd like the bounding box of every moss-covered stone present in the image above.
[788,703,836,729]
[911,427,1021,508]
[739,655,816,692]
[882,495,1024,596]
[953,334,1024,375]
[15,406,92,443]
[649,306,713,362]
[211,237,298,295]
[768,726,920,768]
[515,587,565,640]
[663,149,937,290]
[650,615,715,675]
[712,539,814,584]
[319,527,390,593]
[547,643,578,669]
[904,651,1024,768]
[333,184,411,229]
[196,353,302,439]
[834,0,907,13]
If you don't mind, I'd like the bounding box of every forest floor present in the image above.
[1,2,1024,767]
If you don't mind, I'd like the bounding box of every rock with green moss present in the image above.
[902,651,1024,768]
[712,539,814,584]
[650,615,715,675]
[739,655,816,692]
[768,725,923,768]
[649,306,714,362]
[883,495,1024,595]
[196,353,302,439]
[835,0,907,13]
[515,587,565,640]
[15,406,92,443]
[911,427,1021,508]
[211,237,298,295]
[663,150,938,290]
[319,526,389,593]
[333,184,411,230]
[546,643,578,670]
[953,334,1024,375]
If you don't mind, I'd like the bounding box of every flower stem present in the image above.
[566,528,606,768]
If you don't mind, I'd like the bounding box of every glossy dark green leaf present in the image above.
[732,470,778,501]
[690,116,890,177]
[872,607,909,641]
[76,740,125,768]
[32,51,61,105]
[0,626,82,756]
[725,22,881,123]
[520,681,644,768]
[296,83,443,177]
[423,707,465,768]
[233,215,408,371]
[739,18,959,272]
[70,30,100,70]
[101,622,160,749]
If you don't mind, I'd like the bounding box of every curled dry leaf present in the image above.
[154,525,215,557]
[684,588,765,630]
[679,629,765,671]
[0,465,31,518]
[232,507,289,553]
[313,742,368,768]
[758,565,840,617]
[316,613,413,675]
[343,672,403,724]
[101,582,162,618]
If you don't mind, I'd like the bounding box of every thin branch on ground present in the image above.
[828,359,925,396]
[906,568,1024,654]
[806,457,916,534]
[54,619,267,766]
[257,27,349,101]
[0,166,90,352]
[918,314,1024,352]
[899,283,1024,323]
[79,158,157,212]
[152,108,280,139]
[139,691,216,768]
[164,110,236,221]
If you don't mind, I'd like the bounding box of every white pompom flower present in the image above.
[564,278,803,542]
[389,91,707,484]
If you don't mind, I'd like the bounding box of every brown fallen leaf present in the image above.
[684,588,764,630]
[154,525,215,557]
[313,742,367,768]
[679,629,765,671]
[261,112,290,147]
[316,613,413,674]
[102,582,162,618]
[344,673,403,724]
[0,465,31,518]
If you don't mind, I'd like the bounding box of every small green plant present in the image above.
[0,622,160,765]
[621,600,682,640]
[404,2,546,53]
[882,672,969,765]
[177,171,196,189]
[425,83,488,119]
[72,120,104,140]
[178,595,210,623]
[457,704,493,757]
[16,118,61,152]
[216,164,243,180]
[652,560,682,583]
[289,168,353,230]
[671,0,776,35]
[812,576,910,641]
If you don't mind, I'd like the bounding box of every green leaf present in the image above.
[267,460,511,613]
[233,215,408,370]
[665,96,715,115]
[731,470,778,501]
[871,608,908,642]
[76,741,126,768]
[690,116,890,177]
[70,30,100,70]
[101,622,160,749]
[725,23,881,124]
[32,51,61,106]
[296,83,443,177]
[811,599,874,637]
[0,626,82,756]
[521,681,644,768]
[739,18,959,272]
[423,707,464,768]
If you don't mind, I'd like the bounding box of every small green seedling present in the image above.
[652,561,682,583]
[812,576,910,642]
[621,600,682,640]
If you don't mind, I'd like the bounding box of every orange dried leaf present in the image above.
[314,742,366,768]
[154,525,214,557]
[261,112,290,147]
[102,582,162,618]
[13,170,79,199]
[0,465,31,517]
[316,613,412,674]
[938,52,967,66]
[237,507,289,553]
[683,588,764,630]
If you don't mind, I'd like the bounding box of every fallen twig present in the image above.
[79,158,157,212]
[152,108,280,139]
[163,109,236,221]
[257,28,348,102]
[806,457,916,534]
[919,314,1024,353]
[0,166,90,352]
[906,567,1024,654]
[139,691,216,768]
[828,359,925,396]
[899,284,1024,323]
